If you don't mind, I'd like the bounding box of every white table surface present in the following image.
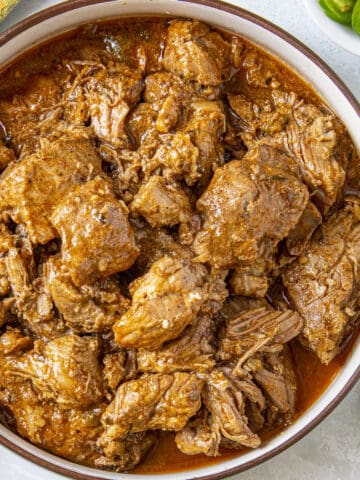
[0,1,359,479]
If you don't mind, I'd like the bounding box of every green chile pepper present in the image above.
[0,0,20,21]
[327,0,356,11]
[330,0,356,13]
[319,0,354,24]
[352,0,360,34]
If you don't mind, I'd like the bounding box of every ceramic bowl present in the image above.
[0,1,359,479]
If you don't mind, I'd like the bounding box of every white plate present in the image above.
[304,0,360,55]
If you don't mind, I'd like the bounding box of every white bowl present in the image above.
[0,1,359,479]
[304,0,360,56]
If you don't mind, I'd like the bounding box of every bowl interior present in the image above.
[0,1,359,479]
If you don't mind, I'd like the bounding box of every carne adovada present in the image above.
[0,18,359,473]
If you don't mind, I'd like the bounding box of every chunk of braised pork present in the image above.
[103,349,138,392]
[178,353,292,457]
[84,63,144,146]
[0,331,109,465]
[245,348,297,420]
[283,199,360,364]
[95,431,157,471]
[221,369,266,414]
[126,101,225,189]
[130,175,191,228]
[107,123,202,203]
[45,257,130,333]
[0,249,11,301]
[125,223,229,314]
[228,92,345,212]
[176,367,266,456]
[0,137,102,244]
[0,143,15,172]
[144,72,221,104]
[227,90,298,142]
[345,136,360,193]
[156,95,180,133]
[0,297,12,327]
[1,334,103,409]
[240,51,282,89]
[0,225,63,339]
[0,344,152,470]
[0,327,33,355]
[137,315,215,374]
[113,255,227,349]
[41,335,104,408]
[5,247,56,333]
[213,368,266,438]
[0,328,153,472]
[98,373,203,450]
[0,380,106,466]
[276,102,345,212]
[184,101,226,188]
[163,21,231,86]
[0,75,62,156]
[147,132,201,186]
[253,366,292,414]
[51,176,139,286]
[144,72,185,103]
[203,370,261,449]
[193,145,309,269]
[217,307,303,365]
[129,221,188,279]
[211,301,299,432]
[285,201,322,257]
[175,409,221,456]
[126,101,159,148]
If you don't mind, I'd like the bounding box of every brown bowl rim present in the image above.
[0,0,359,479]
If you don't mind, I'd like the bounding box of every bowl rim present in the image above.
[0,1,359,479]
